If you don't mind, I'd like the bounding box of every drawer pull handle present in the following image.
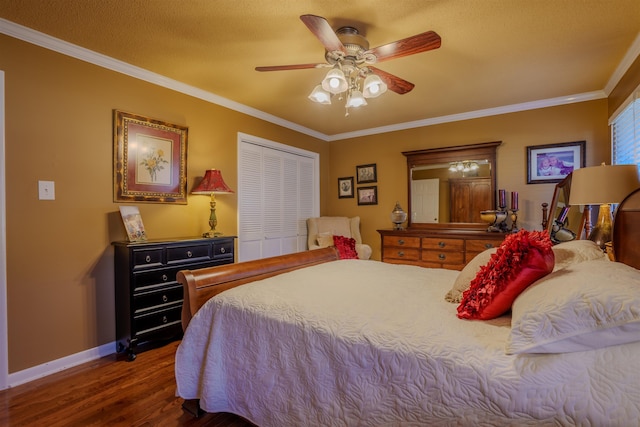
[398,251,405,257]
[398,239,405,245]
[162,316,168,324]
[187,251,193,258]
[145,255,151,263]
[162,274,168,282]
[438,241,446,248]
[220,247,226,254]
[162,294,168,303]
[485,243,494,249]
[439,253,446,260]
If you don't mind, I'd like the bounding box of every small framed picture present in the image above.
[357,186,378,205]
[356,163,377,184]
[526,141,585,184]
[119,206,147,242]
[338,177,354,198]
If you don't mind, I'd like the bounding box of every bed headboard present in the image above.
[177,247,340,330]
[613,187,640,270]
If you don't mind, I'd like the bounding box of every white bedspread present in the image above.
[175,259,640,426]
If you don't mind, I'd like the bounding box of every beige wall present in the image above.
[327,101,611,259]
[1,35,328,372]
[1,31,630,373]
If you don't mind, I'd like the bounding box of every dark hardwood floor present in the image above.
[0,341,256,426]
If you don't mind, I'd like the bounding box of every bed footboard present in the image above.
[178,247,340,330]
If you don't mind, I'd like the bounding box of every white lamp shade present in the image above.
[569,164,640,205]
[308,85,332,104]
[321,68,348,94]
[363,74,388,98]
[346,90,368,108]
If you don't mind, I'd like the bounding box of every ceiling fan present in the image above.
[255,14,441,115]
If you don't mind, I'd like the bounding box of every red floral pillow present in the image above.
[333,235,359,259]
[457,230,554,320]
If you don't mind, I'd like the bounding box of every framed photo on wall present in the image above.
[113,110,188,203]
[338,177,354,198]
[357,186,378,205]
[526,141,585,184]
[356,163,377,184]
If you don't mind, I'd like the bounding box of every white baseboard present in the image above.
[6,341,115,388]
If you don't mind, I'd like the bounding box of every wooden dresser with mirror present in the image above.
[378,141,508,270]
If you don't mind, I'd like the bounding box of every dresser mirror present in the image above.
[403,141,501,228]
[545,173,587,240]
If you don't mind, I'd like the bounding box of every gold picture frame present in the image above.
[113,110,188,203]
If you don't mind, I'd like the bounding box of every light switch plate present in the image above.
[38,180,55,200]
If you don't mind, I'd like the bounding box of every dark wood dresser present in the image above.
[113,236,235,360]
[378,227,506,270]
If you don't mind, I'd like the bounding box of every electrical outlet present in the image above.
[38,180,55,200]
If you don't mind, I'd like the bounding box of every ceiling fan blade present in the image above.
[255,63,325,72]
[369,67,415,94]
[369,31,441,62]
[300,14,346,53]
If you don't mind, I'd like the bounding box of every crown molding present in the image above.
[328,91,607,141]
[0,18,630,142]
[0,19,328,141]
[604,32,640,95]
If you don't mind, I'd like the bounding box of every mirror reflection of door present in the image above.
[411,178,439,223]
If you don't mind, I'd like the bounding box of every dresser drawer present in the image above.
[167,243,211,264]
[422,250,464,265]
[383,236,421,248]
[213,240,234,258]
[383,247,420,261]
[422,237,464,251]
[133,304,183,337]
[132,267,180,292]
[466,238,503,253]
[133,284,183,313]
[132,247,164,270]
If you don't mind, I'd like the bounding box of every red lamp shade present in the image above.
[192,169,234,194]
[192,169,234,238]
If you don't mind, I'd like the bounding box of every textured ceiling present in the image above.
[1,0,639,139]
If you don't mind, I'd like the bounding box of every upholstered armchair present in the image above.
[306,216,372,260]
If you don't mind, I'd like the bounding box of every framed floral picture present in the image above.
[113,110,188,203]
[338,177,354,198]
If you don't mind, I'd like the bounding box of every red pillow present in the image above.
[457,230,554,320]
[333,235,359,259]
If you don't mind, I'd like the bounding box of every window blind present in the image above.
[612,90,640,167]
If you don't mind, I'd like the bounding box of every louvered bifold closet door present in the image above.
[238,137,319,262]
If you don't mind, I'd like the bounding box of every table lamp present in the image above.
[191,169,234,237]
[569,163,640,249]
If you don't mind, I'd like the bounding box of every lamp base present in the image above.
[587,204,612,250]
[202,230,223,238]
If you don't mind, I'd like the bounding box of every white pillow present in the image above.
[445,239,608,303]
[444,248,497,303]
[552,239,608,271]
[506,260,640,354]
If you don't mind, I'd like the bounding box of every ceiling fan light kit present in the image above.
[308,85,332,104]
[256,14,441,117]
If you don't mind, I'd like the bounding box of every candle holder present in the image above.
[480,210,508,232]
[509,209,519,233]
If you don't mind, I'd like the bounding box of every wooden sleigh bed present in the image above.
[175,189,640,426]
